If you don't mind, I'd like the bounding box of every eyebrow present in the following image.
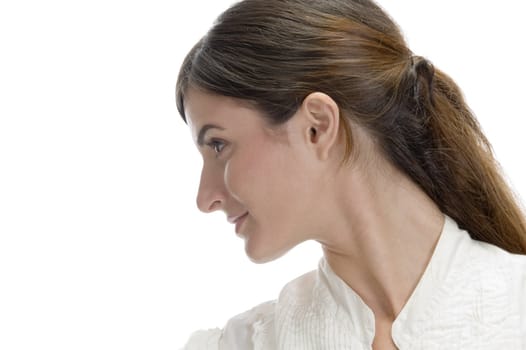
[197,124,225,146]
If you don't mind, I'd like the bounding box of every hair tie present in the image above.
[409,55,435,107]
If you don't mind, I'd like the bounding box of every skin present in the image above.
[184,87,445,349]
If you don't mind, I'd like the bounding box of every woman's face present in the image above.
[184,88,328,263]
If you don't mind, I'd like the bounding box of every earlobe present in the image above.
[302,92,340,161]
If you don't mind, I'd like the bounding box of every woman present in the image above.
[176,0,526,348]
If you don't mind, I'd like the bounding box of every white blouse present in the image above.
[182,216,526,349]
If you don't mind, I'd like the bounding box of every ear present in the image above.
[300,92,340,161]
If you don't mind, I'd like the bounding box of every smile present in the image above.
[232,212,249,234]
[227,212,248,224]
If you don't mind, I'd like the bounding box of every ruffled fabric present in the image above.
[181,328,221,350]
[221,301,276,349]
[181,302,277,350]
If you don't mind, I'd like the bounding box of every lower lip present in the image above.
[235,213,249,233]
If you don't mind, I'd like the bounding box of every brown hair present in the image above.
[176,0,526,254]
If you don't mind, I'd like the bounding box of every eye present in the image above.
[206,139,226,155]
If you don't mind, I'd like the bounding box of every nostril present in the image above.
[208,200,222,212]
[196,194,222,213]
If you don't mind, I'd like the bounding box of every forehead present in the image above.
[185,88,237,123]
[184,88,268,136]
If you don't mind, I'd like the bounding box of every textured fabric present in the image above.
[183,329,222,350]
[181,216,526,349]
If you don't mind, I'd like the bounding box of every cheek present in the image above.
[223,135,273,192]
[224,137,316,228]
[232,143,312,213]
[229,145,317,261]
[224,146,275,200]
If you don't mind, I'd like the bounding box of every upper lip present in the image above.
[227,212,248,224]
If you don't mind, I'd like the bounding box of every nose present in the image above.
[196,163,226,213]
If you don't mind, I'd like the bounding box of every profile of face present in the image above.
[184,88,344,263]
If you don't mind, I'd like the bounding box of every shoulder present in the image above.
[277,269,319,305]
[181,269,321,350]
[221,300,277,348]
[508,250,526,335]
[463,236,526,296]
[181,300,276,350]
[467,236,526,280]
[462,237,526,335]
[181,328,222,350]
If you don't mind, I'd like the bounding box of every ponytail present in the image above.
[382,55,526,253]
[417,62,526,253]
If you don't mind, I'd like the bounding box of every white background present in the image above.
[0,1,524,349]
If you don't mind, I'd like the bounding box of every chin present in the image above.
[246,253,276,264]
[243,237,290,264]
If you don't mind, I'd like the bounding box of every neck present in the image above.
[317,161,444,321]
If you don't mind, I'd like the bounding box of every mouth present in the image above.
[229,212,249,234]
[227,212,249,224]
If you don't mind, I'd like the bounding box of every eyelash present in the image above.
[206,139,226,155]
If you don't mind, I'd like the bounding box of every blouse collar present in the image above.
[318,215,470,345]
